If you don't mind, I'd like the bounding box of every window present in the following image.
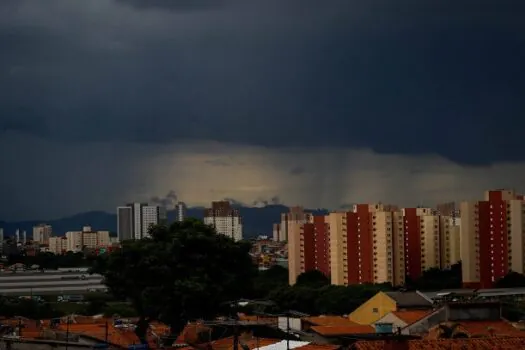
[372,307,379,313]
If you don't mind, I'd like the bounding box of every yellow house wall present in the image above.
[348,292,397,325]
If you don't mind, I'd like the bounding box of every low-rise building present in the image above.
[348,291,433,325]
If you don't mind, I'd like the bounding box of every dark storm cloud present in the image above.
[289,166,306,176]
[150,190,178,209]
[205,159,232,167]
[114,0,230,12]
[0,0,524,164]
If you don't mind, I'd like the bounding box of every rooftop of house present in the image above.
[210,336,282,350]
[237,313,278,325]
[0,315,169,349]
[426,320,525,339]
[390,310,431,325]
[310,325,375,337]
[384,292,432,309]
[172,335,340,350]
[303,316,358,327]
[351,338,525,350]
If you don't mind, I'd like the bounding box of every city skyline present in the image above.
[0,188,523,222]
[1,1,524,220]
[283,189,525,289]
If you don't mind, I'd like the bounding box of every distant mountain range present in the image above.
[0,205,329,239]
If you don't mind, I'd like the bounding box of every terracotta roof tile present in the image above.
[426,320,525,339]
[303,316,358,327]
[55,320,162,348]
[237,314,278,325]
[352,338,525,350]
[178,323,213,344]
[391,310,430,325]
[296,345,340,350]
[458,320,524,337]
[211,336,281,349]
[310,325,374,336]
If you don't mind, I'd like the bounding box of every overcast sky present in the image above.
[1,0,524,220]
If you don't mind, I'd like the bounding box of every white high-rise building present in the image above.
[33,224,52,244]
[141,205,166,238]
[203,201,243,241]
[117,203,167,241]
[175,202,187,222]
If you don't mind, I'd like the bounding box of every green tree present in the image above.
[407,262,462,290]
[495,271,525,288]
[295,270,330,288]
[315,283,392,315]
[252,265,288,298]
[91,219,256,344]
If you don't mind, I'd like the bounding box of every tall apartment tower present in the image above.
[203,201,243,241]
[33,224,52,244]
[289,203,461,287]
[117,206,133,242]
[302,214,330,278]
[175,202,187,222]
[272,223,281,241]
[117,203,167,241]
[460,189,525,288]
[284,206,313,285]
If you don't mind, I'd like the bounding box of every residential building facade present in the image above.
[460,189,525,288]
[65,226,111,252]
[175,202,187,222]
[117,203,166,241]
[203,201,243,241]
[288,203,462,287]
[33,224,52,245]
[284,207,313,284]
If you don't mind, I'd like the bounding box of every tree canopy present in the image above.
[91,219,256,343]
[405,262,462,290]
[495,271,525,288]
[295,270,330,288]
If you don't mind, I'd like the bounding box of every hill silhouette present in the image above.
[0,205,328,239]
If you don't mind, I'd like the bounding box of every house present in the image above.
[372,310,432,335]
[309,325,375,339]
[348,292,433,325]
[351,338,525,350]
[426,319,525,339]
[302,316,358,331]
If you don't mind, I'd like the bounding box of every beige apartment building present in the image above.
[48,236,68,254]
[45,226,111,255]
[33,224,52,245]
[65,226,111,252]
[286,207,313,284]
[287,203,461,287]
[327,212,346,286]
[460,189,525,288]
[440,215,461,269]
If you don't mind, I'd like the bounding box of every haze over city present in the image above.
[1,0,524,221]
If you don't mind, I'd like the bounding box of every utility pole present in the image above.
[17,318,22,338]
[232,301,239,350]
[105,319,109,345]
[65,316,70,350]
